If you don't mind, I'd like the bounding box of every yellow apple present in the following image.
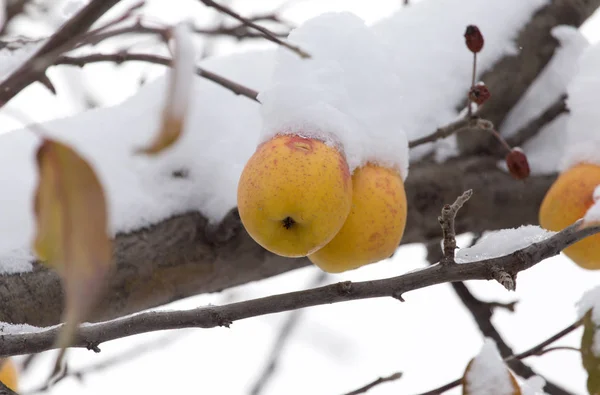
[539,163,600,269]
[237,134,353,257]
[308,163,407,273]
[0,358,18,392]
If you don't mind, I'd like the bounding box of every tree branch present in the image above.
[417,319,582,395]
[425,238,572,395]
[249,271,328,395]
[55,52,259,101]
[505,94,569,149]
[408,117,493,149]
[0,157,556,327]
[342,372,403,395]
[456,0,600,155]
[0,0,124,106]
[197,0,309,58]
[438,189,472,264]
[0,221,597,357]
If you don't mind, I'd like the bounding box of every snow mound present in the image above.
[520,376,547,395]
[258,12,410,179]
[464,338,516,395]
[456,226,555,263]
[563,41,600,170]
[0,50,274,274]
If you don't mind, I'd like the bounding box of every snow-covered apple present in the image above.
[539,163,600,269]
[308,163,407,273]
[237,134,352,257]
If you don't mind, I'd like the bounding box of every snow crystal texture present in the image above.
[258,12,410,179]
[456,226,555,263]
[464,338,516,395]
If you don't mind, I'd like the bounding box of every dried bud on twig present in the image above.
[468,84,491,105]
[464,25,484,53]
[506,148,530,180]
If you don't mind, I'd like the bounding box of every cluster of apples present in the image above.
[237,133,407,273]
[539,163,600,270]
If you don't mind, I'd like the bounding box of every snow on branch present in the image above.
[0,219,597,358]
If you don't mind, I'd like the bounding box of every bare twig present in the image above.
[0,0,124,106]
[508,319,583,362]
[249,271,328,395]
[197,0,309,58]
[416,319,582,395]
[342,372,403,395]
[505,94,569,150]
[438,190,472,264]
[486,300,518,312]
[425,239,567,394]
[408,117,493,148]
[0,221,597,358]
[55,52,259,101]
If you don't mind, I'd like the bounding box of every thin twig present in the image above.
[342,372,403,395]
[55,52,259,101]
[425,237,566,394]
[0,0,124,106]
[249,271,328,395]
[0,221,597,358]
[505,94,569,149]
[438,190,472,264]
[416,319,582,395]
[408,117,493,148]
[198,0,309,58]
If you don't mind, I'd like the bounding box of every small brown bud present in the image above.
[506,148,530,180]
[469,84,491,105]
[464,25,484,53]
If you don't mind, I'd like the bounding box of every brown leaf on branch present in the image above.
[462,340,521,395]
[136,23,195,155]
[33,138,113,373]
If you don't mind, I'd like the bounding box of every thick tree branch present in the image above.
[456,0,600,155]
[0,221,597,357]
[0,157,556,327]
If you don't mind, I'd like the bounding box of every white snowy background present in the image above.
[2,0,600,394]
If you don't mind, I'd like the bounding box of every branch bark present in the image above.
[426,239,572,395]
[0,221,597,357]
[456,0,600,155]
[0,157,555,327]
